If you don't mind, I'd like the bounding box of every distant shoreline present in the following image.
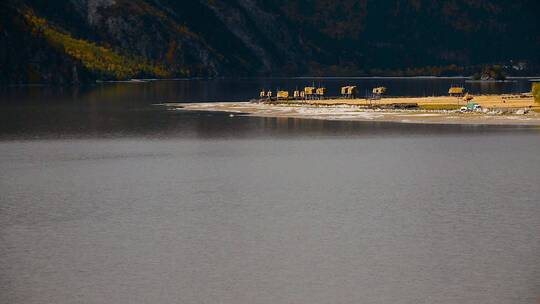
[3,76,540,87]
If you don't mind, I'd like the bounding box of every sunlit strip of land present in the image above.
[264,94,538,111]
[165,94,540,126]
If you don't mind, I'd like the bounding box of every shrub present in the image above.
[478,65,506,81]
[533,83,540,103]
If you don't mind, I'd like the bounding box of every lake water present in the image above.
[1,79,539,304]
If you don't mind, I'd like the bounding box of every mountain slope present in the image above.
[1,0,539,83]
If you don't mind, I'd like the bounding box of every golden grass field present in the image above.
[274,94,538,111]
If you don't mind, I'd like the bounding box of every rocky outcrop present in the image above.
[68,0,116,25]
[199,0,304,74]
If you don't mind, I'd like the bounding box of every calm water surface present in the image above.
[1,79,539,304]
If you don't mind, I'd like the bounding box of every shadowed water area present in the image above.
[1,79,539,304]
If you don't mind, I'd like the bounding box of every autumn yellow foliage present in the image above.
[23,10,169,79]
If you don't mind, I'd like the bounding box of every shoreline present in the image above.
[3,76,540,87]
[164,95,540,126]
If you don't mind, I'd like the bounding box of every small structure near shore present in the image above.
[373,87,387,95]
[371,87,387,100]
[302,86,326,100]
[276,91,289,100]
[448,86,465,97]
[304,87,317,99]
[316,87,327,99]
[341,86,358,98]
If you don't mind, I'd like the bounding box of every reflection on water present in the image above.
[1,104,539,141]
[0,77,533,104]
[0,79,539,304]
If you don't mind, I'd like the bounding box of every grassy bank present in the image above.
[418,104,461,111]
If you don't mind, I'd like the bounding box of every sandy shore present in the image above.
[164,95,540,126]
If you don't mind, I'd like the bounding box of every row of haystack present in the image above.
[260,86,387,100]
[260,87,328,100]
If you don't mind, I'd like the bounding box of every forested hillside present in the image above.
[1,0,539,83]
